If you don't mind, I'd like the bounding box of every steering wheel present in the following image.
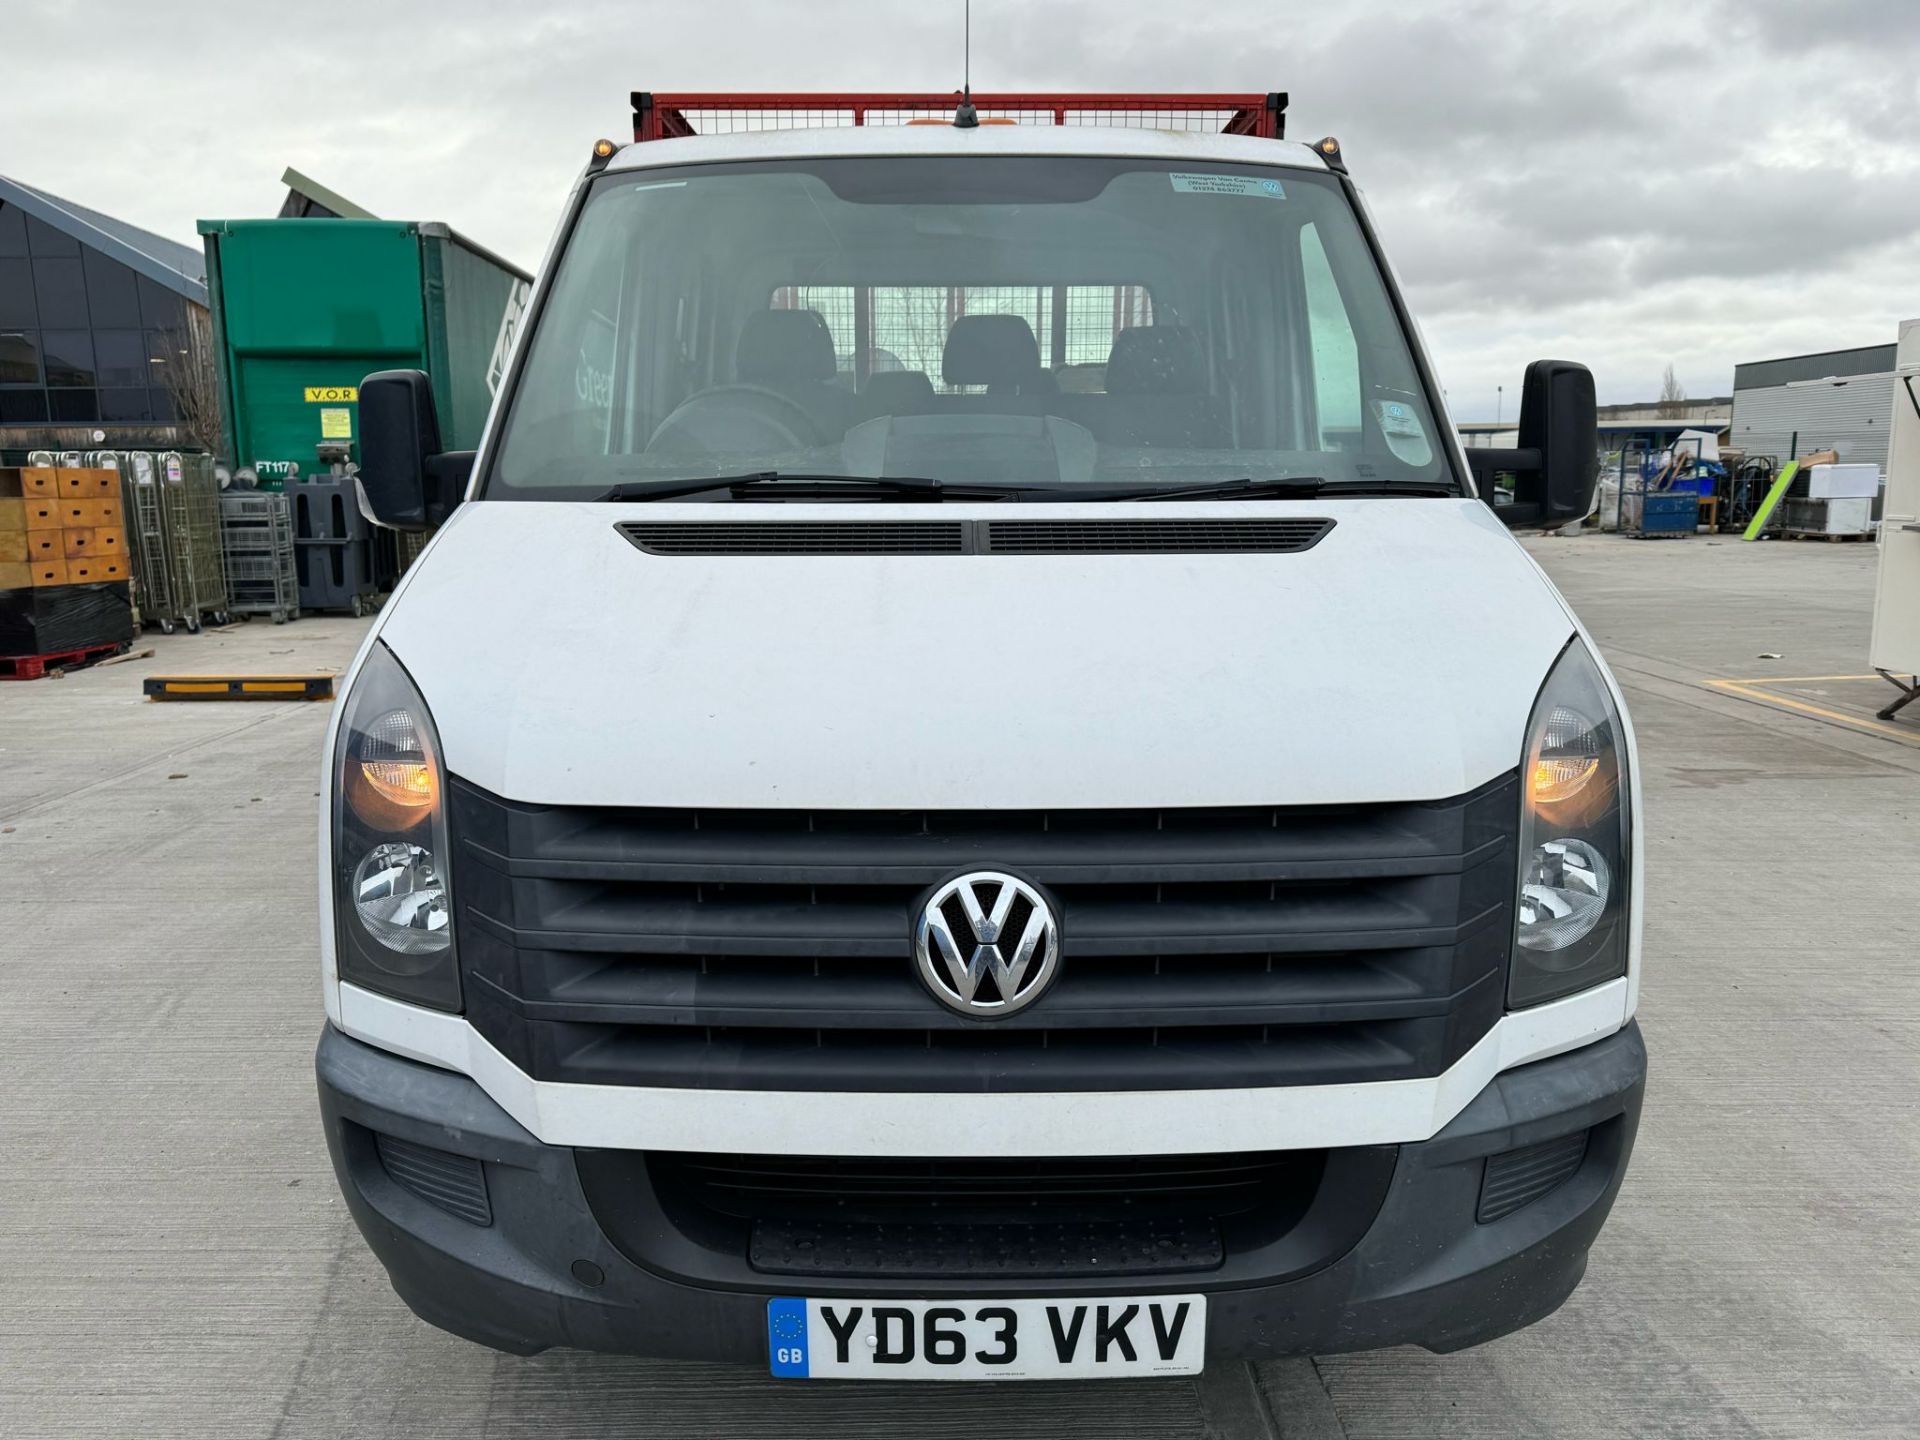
[645,385,823,458]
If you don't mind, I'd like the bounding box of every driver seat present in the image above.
[734,308,853,439]
[942,314,1057,397]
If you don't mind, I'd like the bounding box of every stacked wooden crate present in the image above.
[0,467,130,589]
[0,467,135,667]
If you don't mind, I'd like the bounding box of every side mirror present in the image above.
[1466,360,1598,529]
[356,369,473,531]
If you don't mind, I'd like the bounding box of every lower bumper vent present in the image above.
[1477,1131,1588,1223]
[374,1132,492,1226]
[752,1216,1222,1279]
[648,1150,1315,1280]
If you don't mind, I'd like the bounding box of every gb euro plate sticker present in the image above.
[768,1297,810,1377]
[1170,173,1284,199]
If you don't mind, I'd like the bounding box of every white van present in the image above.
[315,93,1644,1380]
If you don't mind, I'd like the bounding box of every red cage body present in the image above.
[631,92,1287,143]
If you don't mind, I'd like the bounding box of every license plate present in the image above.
[767,1295,1205,1380]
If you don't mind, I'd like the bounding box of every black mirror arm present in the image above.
[1465,447,1542,479]
[1465,447,1550,529]
[424,451,475,525]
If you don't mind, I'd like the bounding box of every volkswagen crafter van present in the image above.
[315,92,1645,1381]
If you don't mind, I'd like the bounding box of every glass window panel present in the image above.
[49,387,100,422]
[144,327,186,384]
[0,202,27,258]
[0,388,50,423]
[137,274,186,332]
[0,258,36,327]
[0,329,40,384]
[32,257,88,328]
[84,249,141,327]
[99,386,154,422]
[42,329,96,387]
[23,213,79,256]
[493,160,1452,495]
[148,386,176,422]
[94,329,146,386]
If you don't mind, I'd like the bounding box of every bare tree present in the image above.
[1657,363,1688,419]
[158,305,225,455]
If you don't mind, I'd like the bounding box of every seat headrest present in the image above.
[861,370,936,410]
[943,314,1042,388]
[737,309,839,384]
[1105,325,1206,396]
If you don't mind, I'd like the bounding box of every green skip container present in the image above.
[197,218,532,489]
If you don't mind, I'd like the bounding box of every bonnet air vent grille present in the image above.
[620,522,965,555]
[619,518,1335,556]
[984,519,1333,554]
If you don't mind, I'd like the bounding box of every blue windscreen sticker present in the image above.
[768,1297,810,1377]
[1170,173,1284,198]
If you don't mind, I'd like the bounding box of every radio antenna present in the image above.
[955,0,978,127]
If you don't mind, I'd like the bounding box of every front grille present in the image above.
[449,774,1517,1093]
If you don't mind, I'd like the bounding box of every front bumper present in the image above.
[316,1020,1646,1363]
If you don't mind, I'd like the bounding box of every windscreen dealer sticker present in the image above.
[1170,173,1284,198]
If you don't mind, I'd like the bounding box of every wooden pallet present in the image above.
[0,640,131,681]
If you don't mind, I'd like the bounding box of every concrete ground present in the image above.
[1,533,1916,1439]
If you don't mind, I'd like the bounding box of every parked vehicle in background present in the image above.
[314,92,1644,1380]
[198,218,530,491]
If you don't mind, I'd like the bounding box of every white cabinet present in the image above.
[1868,320,1920,694]
[1805,464,1880,499]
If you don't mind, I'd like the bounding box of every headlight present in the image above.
[1511,640,1630,1007]
[332,642,461,1010]
[352,843,451,955]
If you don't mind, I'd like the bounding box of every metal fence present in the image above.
[774,283,1154,389]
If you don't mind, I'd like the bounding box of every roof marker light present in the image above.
[1313,135,1348,176]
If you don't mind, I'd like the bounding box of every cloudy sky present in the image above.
[5,0,1916,419]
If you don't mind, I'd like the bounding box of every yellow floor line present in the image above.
[1704,678,1920,747]
[1726,673,1885,685]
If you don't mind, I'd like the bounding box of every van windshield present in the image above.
[484,157,1456,498]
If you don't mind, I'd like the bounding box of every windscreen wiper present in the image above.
[1094,476,1459,502]
[590,473,1039,502]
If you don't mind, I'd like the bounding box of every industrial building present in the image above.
[0,174,211,459]
[1597,396,1732,425]
[1458,396,1731,450]
[1729,343,1896,474]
